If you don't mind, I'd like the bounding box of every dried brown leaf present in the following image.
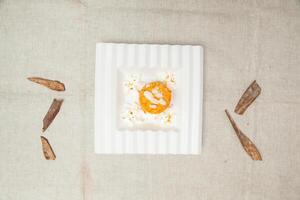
[27,77,65,91]
[234,80,261,115]
[41,136,56,160]
[43,99,63,132]
[225,110,262,161]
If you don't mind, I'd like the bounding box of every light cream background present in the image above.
[0,0,299,199]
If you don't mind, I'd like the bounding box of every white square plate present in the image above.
[95,43,203,154]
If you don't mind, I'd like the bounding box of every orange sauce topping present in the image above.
[139,81,172,114]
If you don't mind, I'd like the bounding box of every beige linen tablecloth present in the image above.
[0,0,299,199]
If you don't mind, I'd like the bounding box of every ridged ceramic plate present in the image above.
[95,43,203,154]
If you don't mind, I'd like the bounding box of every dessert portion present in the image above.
[139,81,172,114]
[119,70,178,130]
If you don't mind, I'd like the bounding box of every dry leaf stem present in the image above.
[225,110,262,161]
[41,136,56,160]
[27,77,65,91]
[235,80,261,115]
[42,99,63,132]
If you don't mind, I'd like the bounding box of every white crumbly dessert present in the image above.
[119,71,178,130]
